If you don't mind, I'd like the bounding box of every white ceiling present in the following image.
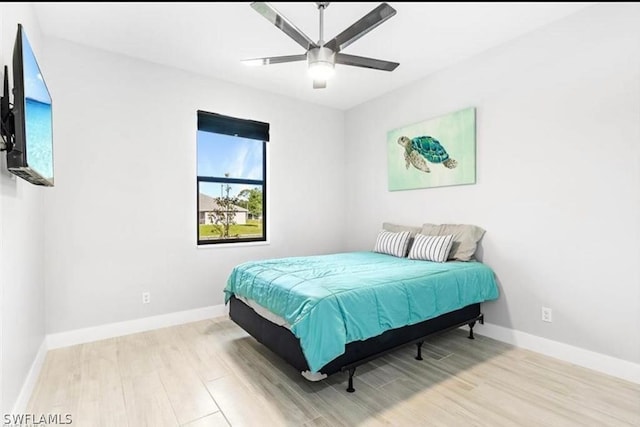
[33,2,593,110]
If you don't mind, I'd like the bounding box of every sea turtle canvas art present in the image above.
[387,107,476,191]
[398,135,458,173]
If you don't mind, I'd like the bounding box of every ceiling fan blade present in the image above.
[251,2,318,50]
[335,53,399,71]
[325,3,396,53]
[242,54,307,66]
[313,80,327,89]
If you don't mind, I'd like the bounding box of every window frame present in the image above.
[196,112,268,246]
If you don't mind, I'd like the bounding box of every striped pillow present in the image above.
[374,230,411,258]
[408,234,454,262]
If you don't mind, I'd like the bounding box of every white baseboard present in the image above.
[475,322,640,384]
[47,304,228,349]
[12,339,48,414]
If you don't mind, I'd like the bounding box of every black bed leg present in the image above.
[415,341,424,361]
[468,321,476,340]
[346,368,356,393]
[479,314,485,325]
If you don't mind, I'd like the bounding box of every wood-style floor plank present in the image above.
[27,345,83,417]
[205,375,286,427]
[121,372,179,427]
[183,412,230,427]
[151,328,220,425]
[26,317,640,426]
[75,355,128,427]
[177,321,229,383]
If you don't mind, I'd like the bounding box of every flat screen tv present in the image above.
[0,23,54,186]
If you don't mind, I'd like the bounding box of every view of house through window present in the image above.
[197,111,267,245]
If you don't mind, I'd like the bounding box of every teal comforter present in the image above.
[224,251,499,372]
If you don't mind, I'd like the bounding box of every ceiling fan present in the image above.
[243,2,399,89]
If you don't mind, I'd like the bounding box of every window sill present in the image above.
[197,240,270,249]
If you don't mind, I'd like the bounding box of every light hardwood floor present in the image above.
[28,317,640,426]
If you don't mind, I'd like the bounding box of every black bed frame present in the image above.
[229,295,484,392]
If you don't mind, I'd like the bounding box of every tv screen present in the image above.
[6,23,54,186]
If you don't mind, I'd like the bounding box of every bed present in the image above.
[224,251,499,392]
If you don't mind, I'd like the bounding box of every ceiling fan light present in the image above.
[308,61,335,80]
[307,46,335,81]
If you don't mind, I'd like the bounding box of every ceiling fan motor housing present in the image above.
[308,47,335,67]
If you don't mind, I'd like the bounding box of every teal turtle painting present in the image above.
[387,107,476,191]
[397,135,457,173]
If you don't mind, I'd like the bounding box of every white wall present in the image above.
[0,3,46,414]
[345,3,640,364]
[41,38,346,333]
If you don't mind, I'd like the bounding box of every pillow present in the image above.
[382,222,421,236]
[374,230,411,258]
[382,222,421,254]
[408,234,454,262]
[420,224,486,261]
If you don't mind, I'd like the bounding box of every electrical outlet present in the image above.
[142,292,151,304]
[541,306,552,323]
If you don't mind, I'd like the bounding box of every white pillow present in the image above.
[420,224,485,261]
[382,222,421,254]
[374,230,411,258]
[408,234,454,262]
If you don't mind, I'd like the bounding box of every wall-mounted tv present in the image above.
[0,23,54,187]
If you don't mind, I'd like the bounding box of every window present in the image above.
[197,111,268,245]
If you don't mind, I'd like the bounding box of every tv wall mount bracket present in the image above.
[1,65,15,152]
